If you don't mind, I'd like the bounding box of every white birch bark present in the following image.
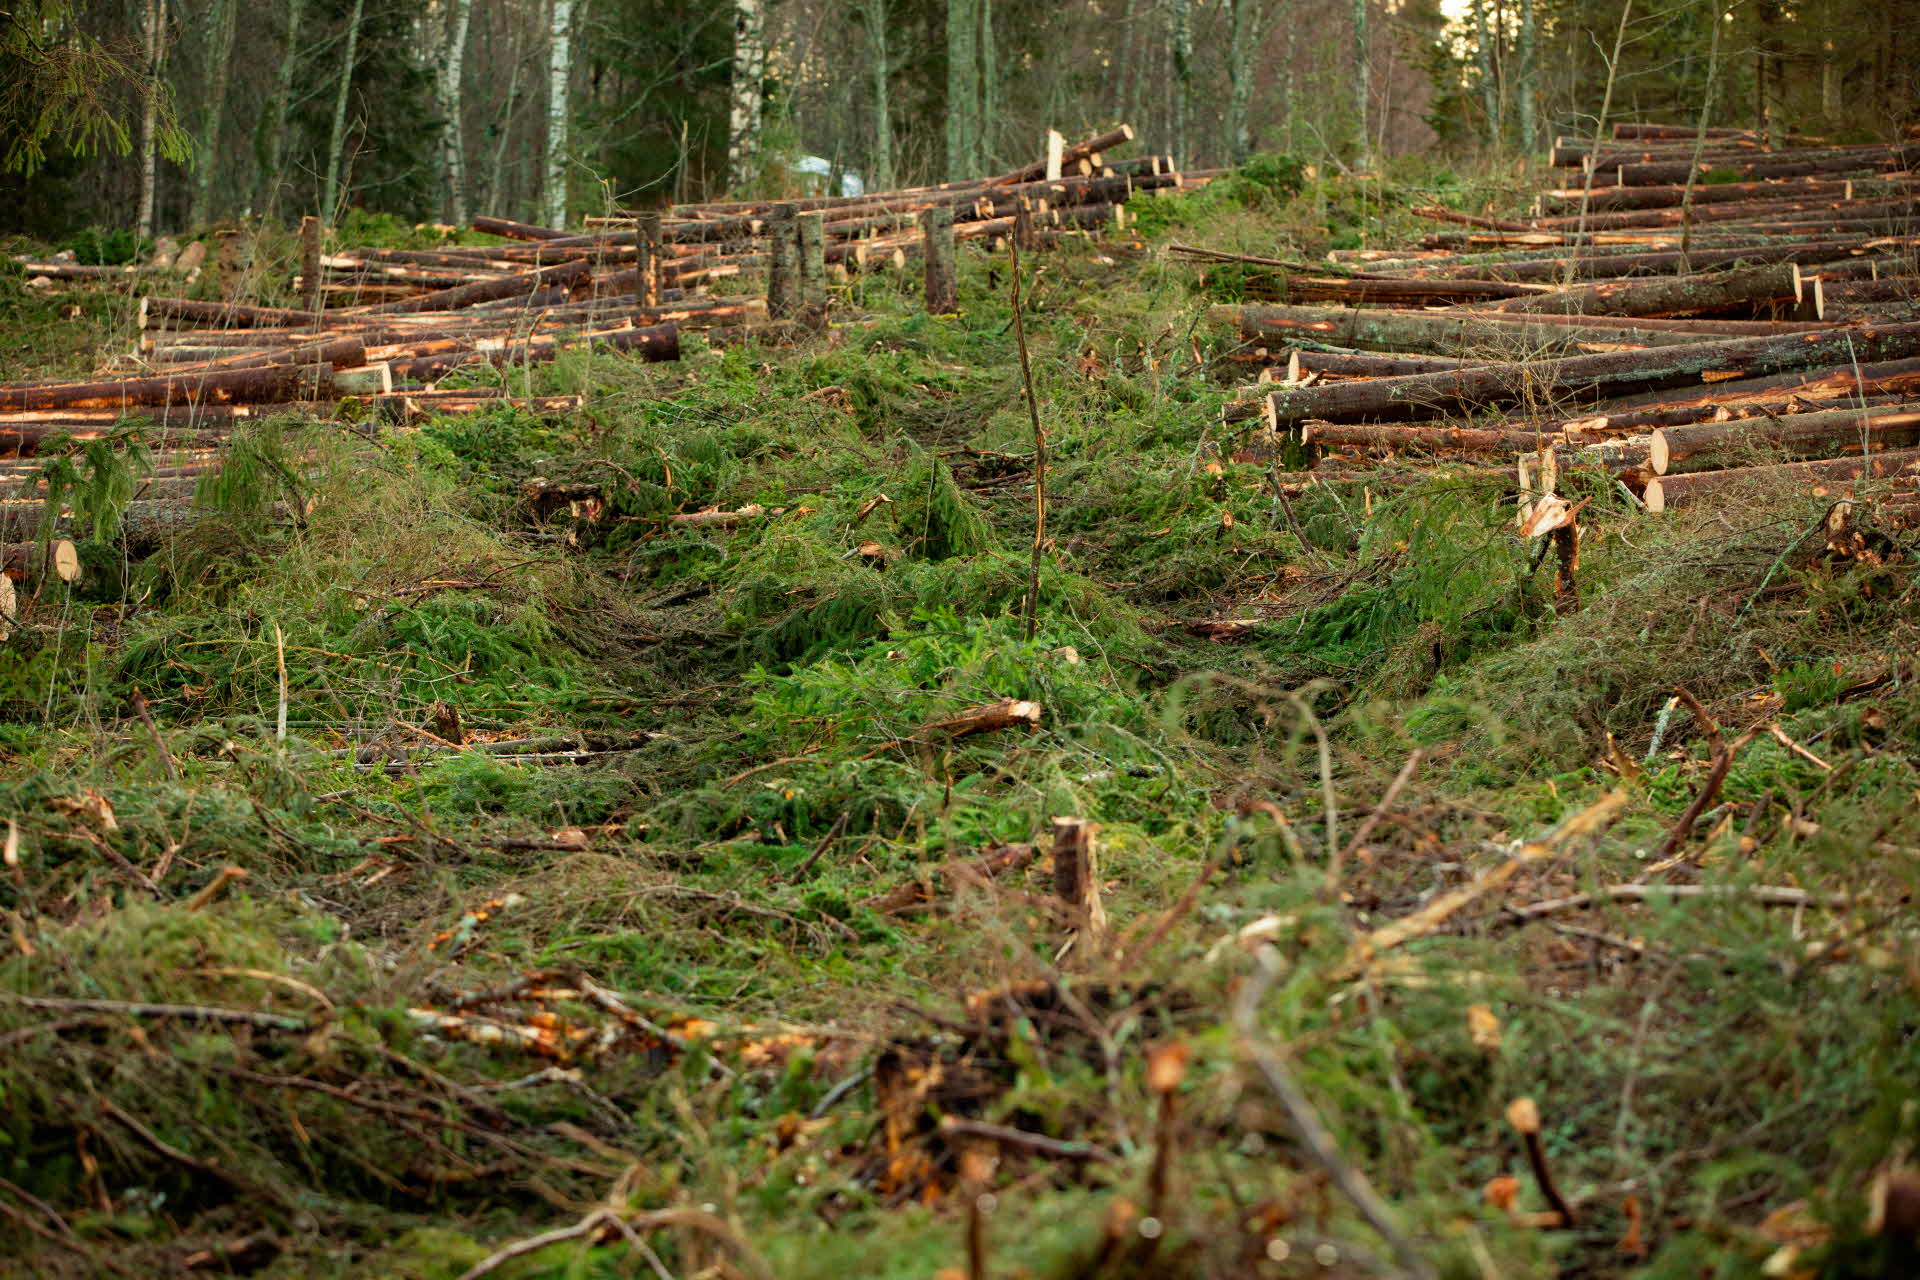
[544,0,577,227]
[437,0,475,225]
[728,0,766,188]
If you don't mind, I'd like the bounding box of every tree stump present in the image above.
[921,206,957,314]
[767,203,800,320]
[1052,817,1106,946]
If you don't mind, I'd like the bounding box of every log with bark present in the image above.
[1220,303,1790,358]
[1613,145,1919,186]
[1648,405,1920,474]
[1643,447,1920,511]
[1469,262,1803,317]
[0,363,391,412]
[1538,176,1919,214]
[1260,321,1920,427]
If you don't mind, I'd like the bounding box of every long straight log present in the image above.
[347,257,589,316]
[1538,177,1919,214]
[146,336,370,375]
[471,215,572,241]
[0,363,343,412]
[1650,404,1920,474]
[1287,350,1485,380]
[384,323,678,381]
[1643,447,1920,511]
[1531,195,1917,232]
[1439,240,1878,283]
[1261,321,1920,427]
[140,297,328,329]
[1223,304,1778,358]
[1472,263,1802,317]
[1593,356,1920,415]
[1615,148,1919,186]
[992,125,1135,187]
[1252,277,1552,306]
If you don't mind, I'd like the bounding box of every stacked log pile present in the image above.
[1202,122,1920,547]
[2,125,1191,584]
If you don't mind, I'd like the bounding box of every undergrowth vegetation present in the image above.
[0,162,1916,1278]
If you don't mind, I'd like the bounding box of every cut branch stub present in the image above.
[1051,816,1106,944]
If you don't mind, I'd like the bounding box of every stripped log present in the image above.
[1643,447,1920,511]
[348,258,590,316]
[1261,322,1920,426]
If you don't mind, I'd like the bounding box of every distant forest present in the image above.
[2,0,1915,236]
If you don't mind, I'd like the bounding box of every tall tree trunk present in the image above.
[862,0,894,191]
[976,0,998,170]
[1516,0,1536,151]
[190,0,238,228]
[1351,0,1371,164]
[544,0,576,227]
[484,25,525,215]
[1223,0,1261,164]
[437,0,475,225]
[945,0,978,180]
[138,0,168,242]
[1166,0,1191,166]
[321,0,366,223]
[729,0,766,188]
[1473,0,1499,143]
[253,0,304,214]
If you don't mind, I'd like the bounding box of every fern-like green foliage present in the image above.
[36,437,153,549]
[0,1,191,174]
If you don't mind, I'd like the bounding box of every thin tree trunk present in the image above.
[1516,0,1536,151]
[253,0,304,214]
[1474,0,1499,143]
[862,0,894,191]
[946,0,978,180]
[484,26,525,215]
[1224,0,1260,164]
[190,0,238,227]
[1167,0,1191,167]
[1351,0,1371,165]
[1570,0,1633,284]
[138,0,167,242]
[544,0,576,228]
[728,0,765,187]
[1677,0,1724,263]
[321,0,366,224]
[437,0,475,225]
[977,0,998,170]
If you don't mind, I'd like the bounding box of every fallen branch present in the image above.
[1235,949,1437,1280]
[938,1115,1121,1163]
[1506,883,1852,921]
[456,1206,773,1280]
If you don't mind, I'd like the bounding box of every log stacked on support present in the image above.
[1194,122,1920,529]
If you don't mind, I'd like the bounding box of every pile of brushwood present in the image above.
[0,143,1916,1279]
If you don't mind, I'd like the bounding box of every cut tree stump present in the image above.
[1051,817,1106,944]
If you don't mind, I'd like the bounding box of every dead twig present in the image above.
[1234,947,1438,1280]
[1507,883,1854,922]
[456,1207,773,1280]
[939,1115,1120,1163]
[1339,749,1423,867]
[0,992,312,1032]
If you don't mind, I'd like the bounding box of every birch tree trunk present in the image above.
[190,0,238,227]
[729,0,766,188]
[253,0,303,214]
[946,0,978,180]
[862,0,894,191]
[1351,0,1371,165]
[138,0,168,242]
[544,0,576,228]
[437,0,475,225]
[321,0,365,223]
[1166,0,1191,167]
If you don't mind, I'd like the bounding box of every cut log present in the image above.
[1471,263,1802,318]
[0,363,343,412]
[921,206,958,314]
[141,297,328,329]
[1650,405,1920,474]
[1248,276,1553,306]
[1615,147,1919,186]
[1262,321,1920,426]
[1302,422,1648,469]
[1,539,80,582]
[1286,350,1484,380]
[922,698,1042,739]
[1531,194,1918,233]
[1222,304,1767,358]
[1539,176,1919,214]
[1643,447,1920,511]
[1051,816,1106,943]
[384,323,678,381]
[348,257,590,315]
[471,215,572,241]
[992,125,1134,187]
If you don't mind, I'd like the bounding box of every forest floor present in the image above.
[1,166,1917,1280]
